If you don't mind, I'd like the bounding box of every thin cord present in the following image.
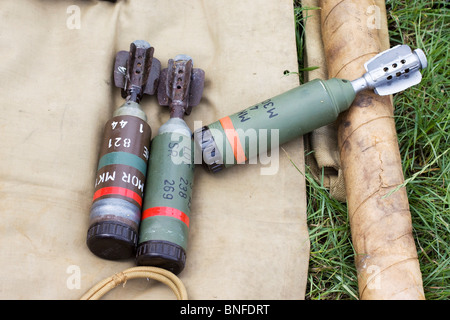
[80,266,188,300]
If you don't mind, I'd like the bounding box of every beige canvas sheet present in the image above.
[0,0,309,299]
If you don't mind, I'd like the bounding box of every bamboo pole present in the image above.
[320,0,425,299]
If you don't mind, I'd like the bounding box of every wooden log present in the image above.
[320,0,425,299]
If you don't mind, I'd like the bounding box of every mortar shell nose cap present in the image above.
[174,54,193,66]
[132,40,151,49]
[414,48,428,70]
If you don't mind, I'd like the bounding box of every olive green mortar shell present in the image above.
[136,118,194,275]
[194,78,355,173]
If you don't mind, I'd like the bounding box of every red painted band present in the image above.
[93,186,142,207]
[219,116,247,164]
[142,206,190,228]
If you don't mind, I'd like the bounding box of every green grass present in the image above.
[294,0,450,300]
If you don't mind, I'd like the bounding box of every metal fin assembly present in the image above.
[351,45,427,96]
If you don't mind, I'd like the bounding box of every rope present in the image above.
[80,266,188,300]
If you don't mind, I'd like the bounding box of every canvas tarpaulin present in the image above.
[0,0,309,299]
